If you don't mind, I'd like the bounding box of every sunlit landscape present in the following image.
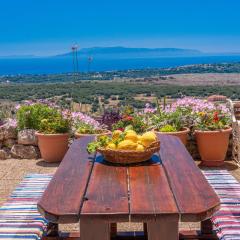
[1,0,240,239]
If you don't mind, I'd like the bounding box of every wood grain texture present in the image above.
[81,155,129,221]
[147,215,179,240]
[38,136,95,223]
[158,134,220,222]
[129,164,178,221]
[80,219,111,240]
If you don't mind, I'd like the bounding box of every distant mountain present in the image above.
[55,46,203,59]
[0,54,36,59]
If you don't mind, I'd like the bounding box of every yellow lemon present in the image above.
[140,131,157,147]
[136,144,145,151]
[125,132,138,143]
[106,143,117,150]
[117,140,137,150]
[112,130,122,140]
[125,129,137,135]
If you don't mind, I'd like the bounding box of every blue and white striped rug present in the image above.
[203,170,240,240]
[0,174,52,240]
[1,171,239,240]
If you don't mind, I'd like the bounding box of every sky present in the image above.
[0,0,240,56]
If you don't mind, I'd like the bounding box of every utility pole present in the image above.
[72,44,79,77]
[88,56,93,73]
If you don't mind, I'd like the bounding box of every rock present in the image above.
[0,148,11,160]
[3,139,17,148]
[0,123,17,140]
[18,129,38,145]
[4,125,17,139]
[11,144,40,159]
[0,125,5,141]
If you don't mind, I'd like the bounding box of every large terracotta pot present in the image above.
[36,132,69,163]
[155,127,190,146]
[195,128,232,167]
[74,130,111,139]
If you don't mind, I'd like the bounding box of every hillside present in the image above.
[1,62,240,84]
[56,46,203,59]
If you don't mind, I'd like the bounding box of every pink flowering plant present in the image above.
[152,107,192,132]
[146,97,231,132]
[71,112,103,134]
[172,97,231,131]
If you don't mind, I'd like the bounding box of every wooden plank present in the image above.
[80,219,111,240]
[158,134,220,222]
[38,136,95,223]
[147,215,179,240]
[129,164,178,221]
[81,155,129,221]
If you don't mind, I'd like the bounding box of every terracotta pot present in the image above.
[155,127,190,146]
[36,132,69,163]
[74,130,111,139]
[195,128,232,167]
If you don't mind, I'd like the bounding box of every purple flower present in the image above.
[144,103,156,114]
[71,111,100,130]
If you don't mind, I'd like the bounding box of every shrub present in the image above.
[17,104,55,130]
[39,115,70,134]
[17,104,70,134]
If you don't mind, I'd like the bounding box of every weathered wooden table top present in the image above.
[38,134,220,224]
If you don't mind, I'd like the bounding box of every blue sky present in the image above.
[0,0,240,56]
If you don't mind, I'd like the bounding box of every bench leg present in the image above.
[201,219,213,234]
[147,215,179,240]
[111,223,117,238]
[80,219,111,240]
[46,222,59,237]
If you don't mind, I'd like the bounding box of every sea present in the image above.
[0,55,240,75]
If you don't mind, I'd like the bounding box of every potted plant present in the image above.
[194,109,232,166]
[152,108,191,145]
[17,104,70,162]
[112,114,148,134]
[72,112,110,138]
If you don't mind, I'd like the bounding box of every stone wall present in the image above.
[0,125,40,160]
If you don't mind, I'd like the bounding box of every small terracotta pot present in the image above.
[195,128,232,167]
[155,127,190,146]
[36,132,69,163]
[74,130,111,139]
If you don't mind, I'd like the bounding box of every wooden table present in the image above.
[38,134,220,240]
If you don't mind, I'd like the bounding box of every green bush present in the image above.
[39,115,70,134]
[17,104,70,134]
[17,104,55,130]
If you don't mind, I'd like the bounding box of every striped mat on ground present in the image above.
[0,174,52,240]
[203,170,240,240]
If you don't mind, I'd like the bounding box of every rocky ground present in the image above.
[0,158,239,234]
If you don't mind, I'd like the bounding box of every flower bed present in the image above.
[0,97,233,162]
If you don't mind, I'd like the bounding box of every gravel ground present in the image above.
[0,158,239,233]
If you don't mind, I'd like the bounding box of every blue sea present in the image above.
[0,55,240,75]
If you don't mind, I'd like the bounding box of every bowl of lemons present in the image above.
[87,126,160,164]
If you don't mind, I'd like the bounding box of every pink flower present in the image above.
[144,103,156,114]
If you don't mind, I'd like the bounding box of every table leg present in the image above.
[201,218,213,235]
[80,218,111,240]
[147,215,179,240]
[46,222,59,237]
[111,223,117,237]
